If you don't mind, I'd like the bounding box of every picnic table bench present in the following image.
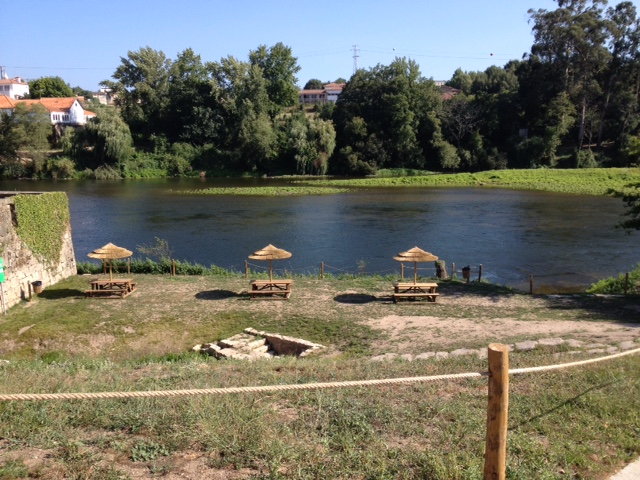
[249,279,292,300]
[392,281,439,303]
[85,278,137,299]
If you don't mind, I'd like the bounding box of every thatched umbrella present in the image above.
[88,243,133,280]
[248,244,292,281]
[393,246,438,283]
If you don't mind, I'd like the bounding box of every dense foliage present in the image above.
[3,1,640,180]
[28,76,74,99]
[13,192,71,264]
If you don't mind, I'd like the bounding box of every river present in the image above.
[1,177,637,293]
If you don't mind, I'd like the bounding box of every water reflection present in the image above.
[0,178,636,292]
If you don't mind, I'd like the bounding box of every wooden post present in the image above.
[171,259,176,276]
[401,263,404,279]
[478,264,483,282]
[28,281,32,301]
[321,262,324,279]
[625,272,629,295]
[484,343,510,480]
[0,283,5,314]
[128,257,131,275]
[452,262,456,278]
[529,274,534,295]
[245,261,248,279]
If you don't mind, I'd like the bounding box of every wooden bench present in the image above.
[249,279,292,300]
[85,280,137,299]
[392,281,439,303]
[392,292,439,303]
[85,288,132,299]
[393,282,438,293]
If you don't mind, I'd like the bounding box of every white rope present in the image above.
[0,372,486,402]
[1,347,637,402]
[509,346,640,374]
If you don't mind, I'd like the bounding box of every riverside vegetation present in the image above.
[0,271,639,479]
[6,2,640,180]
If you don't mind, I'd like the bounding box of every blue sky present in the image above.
[3,0,633,91]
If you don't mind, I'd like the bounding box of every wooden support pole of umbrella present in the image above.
[393,247,438,284]
[248,244,292,281]
[87,243,133,280]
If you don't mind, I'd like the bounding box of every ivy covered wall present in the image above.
[0,192,76,309]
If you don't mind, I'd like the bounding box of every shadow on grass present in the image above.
[334,293,380,304]
[195,289,239,300]
[508,380,619,431]
[36,288,85,300]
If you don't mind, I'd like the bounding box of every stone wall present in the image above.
[0,193,76,309]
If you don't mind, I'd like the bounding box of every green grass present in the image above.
[302,167,640,196]
[0,274,639,478]
[167,186,351,195]
[0,354,638,478]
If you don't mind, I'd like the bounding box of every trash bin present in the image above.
[461,266,471,281]
[32,281,43,294]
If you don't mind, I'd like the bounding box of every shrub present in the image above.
[587,263,640,294]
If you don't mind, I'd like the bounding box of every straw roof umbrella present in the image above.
[248,244,292,281]
[87,243,133,280]
[393,246,438,284]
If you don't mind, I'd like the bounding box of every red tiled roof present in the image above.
[299,89,326,95]
[323,82,345,90]
[12,97,77,112]
[440,85,461,100]
[0,77,28,85]
[0,96,16,109]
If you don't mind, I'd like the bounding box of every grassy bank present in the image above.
[0,274,639,479]
[303,168,640,196]
[167,186,351,196]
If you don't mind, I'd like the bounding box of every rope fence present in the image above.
[2,345,638,478]
[1,346,637,403]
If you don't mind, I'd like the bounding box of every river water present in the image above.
[1,178,637,292]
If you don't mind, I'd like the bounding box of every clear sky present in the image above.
[2,0,634,91]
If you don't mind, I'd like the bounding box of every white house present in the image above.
[323,83,345,103]
[298,82,346,104]
[0,67,29,99]
[2,97,96,126]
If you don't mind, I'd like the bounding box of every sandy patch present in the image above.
[366,315,640,351]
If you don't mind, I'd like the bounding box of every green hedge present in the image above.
[76,258,239,277]
[14,192,70,264]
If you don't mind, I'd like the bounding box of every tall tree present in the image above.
[333,58,442,174]
[166,48,221,145]
[528,0,611,149]
[101,46,172,141]
[598,2,640,153]
[29,76,73,98]
[249,43,301,118]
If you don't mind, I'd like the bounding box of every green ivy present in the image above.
[14,192,71,264]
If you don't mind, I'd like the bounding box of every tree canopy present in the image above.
[5,1,640,180]
[28,77,74,98]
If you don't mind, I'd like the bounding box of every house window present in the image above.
[63,114,70,122]
[53,114,60,121]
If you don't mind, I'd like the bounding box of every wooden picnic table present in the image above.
[392,281,439,303]
[249,279,292,300]
[85,278,137,299]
